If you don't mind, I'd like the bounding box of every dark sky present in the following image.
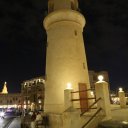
[0,0,128,92]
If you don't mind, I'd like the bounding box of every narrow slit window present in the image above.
[74,30,77,36]
[83,63,85,69]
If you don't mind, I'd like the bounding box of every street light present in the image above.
[98,75,104,82]
[66,83,73,89]
[119,87,123,92]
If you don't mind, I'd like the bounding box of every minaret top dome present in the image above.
[48,0,78,13]
[2,81,8,94]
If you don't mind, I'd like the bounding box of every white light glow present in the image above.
[14,104,17,108]
[122,121,128,124]
[119,87,123,92]
[0,112,4,117]
[98,75,104,82]
[66,83,73,90]
[90,91,94,96]
[38,100,41,103]
[24,105,26,109]
[28,100,30,104]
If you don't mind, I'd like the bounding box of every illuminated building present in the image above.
[44,0,90,113]
[0,82,22,108]
[21,76,45,111]
[2,82,8,94]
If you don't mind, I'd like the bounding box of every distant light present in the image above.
[38,100,41,103]
[119,87,123,92]
[14,104,17,108]
[66,83,73,90]
[24,105,26,109]
[4,81,7,84]
[98,75,104,82]
[28,100,30,104]
[122,121,128,124]
[90,91,94,96]
[39,79,41,82]
[43,79,45,83]
[0,112,4,117]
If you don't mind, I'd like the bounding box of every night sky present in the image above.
[0,0,128,92]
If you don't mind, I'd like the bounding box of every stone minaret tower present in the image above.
[43,0,90,113]
[2,82,8,94]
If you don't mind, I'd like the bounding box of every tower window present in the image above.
[83,63,85,69]
[74,30,77,36]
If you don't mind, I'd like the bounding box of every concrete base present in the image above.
[118,91,126,108]
[46,108,81,128]
[95,81,112,120]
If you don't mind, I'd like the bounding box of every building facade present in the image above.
[0,93,22,108]
[21,76,45,111]
[0,82,22,109]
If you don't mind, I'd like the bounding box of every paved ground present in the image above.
[8,117,21,128]
[0,117,21,128]
[0,118,14,128]
[98,105,128,127]
[111,104,128,120]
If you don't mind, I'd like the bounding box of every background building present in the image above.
[21,71,109,111]
[21,76,45,111]
[89,70,109,89]
[0,71,109,110]
[0,93,22,108]
[0,82,22,108]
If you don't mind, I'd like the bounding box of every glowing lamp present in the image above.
[28,100,30,104]
[98,75,104,82]
[90,91,94,96]
[24,105,26,109]
[66,83,72,90]
[38,100,41,103]
[119,87,123,92]
[14,104,17,108]
[122,121,128,124]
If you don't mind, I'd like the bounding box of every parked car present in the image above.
[3,111,16,118]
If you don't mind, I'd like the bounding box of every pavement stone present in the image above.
[8,117,21,128]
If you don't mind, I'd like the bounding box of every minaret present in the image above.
[2,82,8,94]
[43,0,90,113]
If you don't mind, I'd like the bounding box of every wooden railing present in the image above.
[71,88,96,112]
[71,88,102,128]
[71,97,95,102]
[81,107,102,128]
[80,97,101,116]
[71,89,94,94]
